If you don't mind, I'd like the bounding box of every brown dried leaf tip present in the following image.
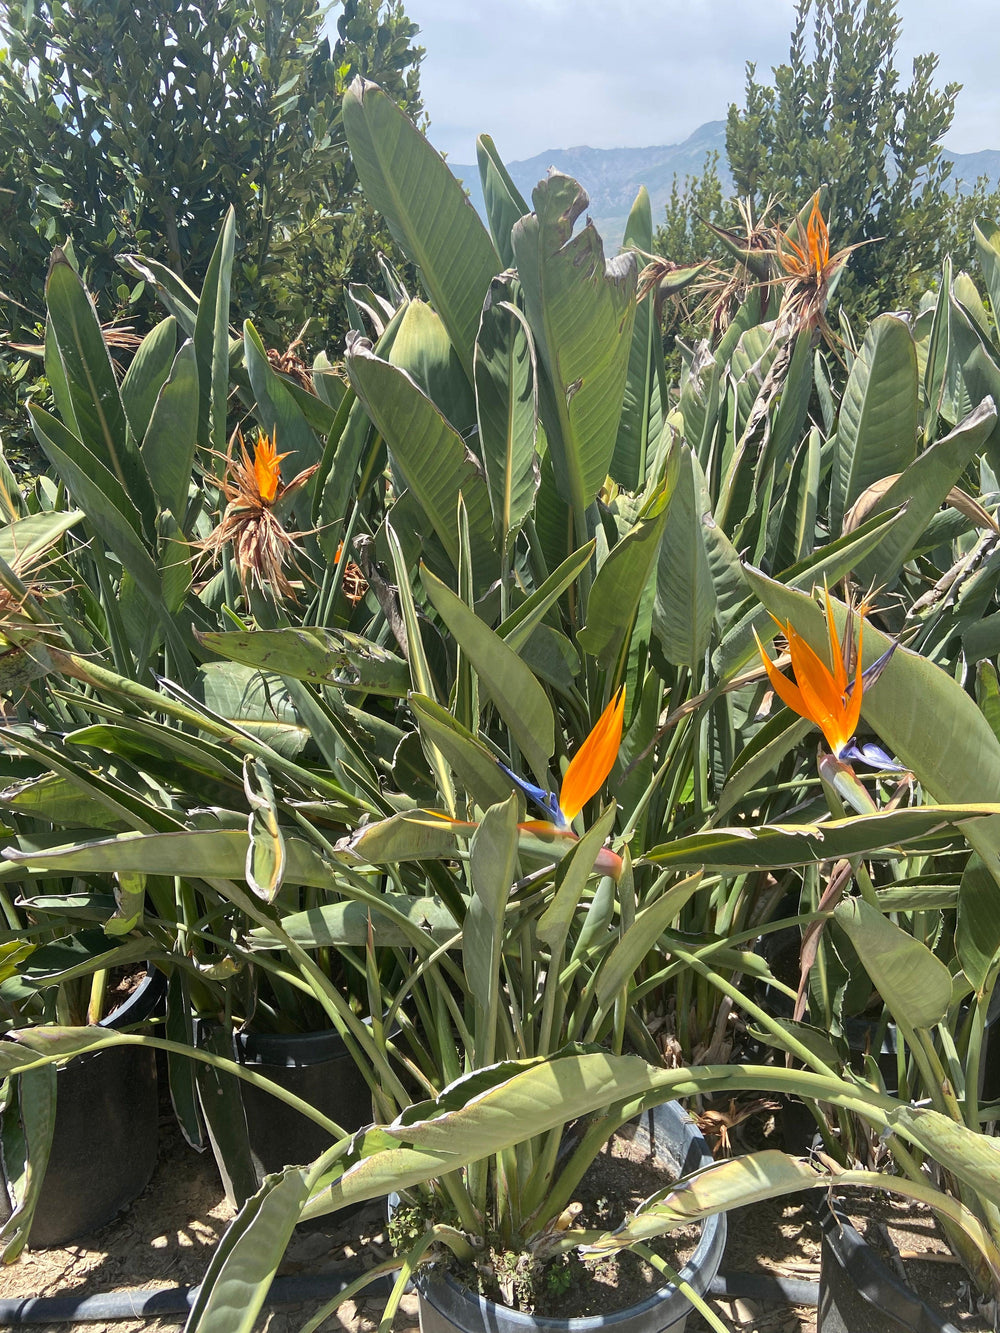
[200,430,318,600]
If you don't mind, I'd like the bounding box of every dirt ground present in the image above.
[0,1102,992,1333]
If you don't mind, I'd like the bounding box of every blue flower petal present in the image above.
[496,760,564,824]
[840,740,907,772]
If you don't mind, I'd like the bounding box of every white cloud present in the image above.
[401,0,997,163]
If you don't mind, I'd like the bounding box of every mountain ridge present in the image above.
[450,122,1000,249]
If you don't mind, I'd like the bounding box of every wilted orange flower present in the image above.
[774,191,869,340]
[200,430,318,599]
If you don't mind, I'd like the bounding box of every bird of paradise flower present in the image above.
[338,689,626,878]
[754,590,898,768]
[199,430,317,599]
[774,190,870,342]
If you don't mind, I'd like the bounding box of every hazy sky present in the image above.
[407,0,999,164]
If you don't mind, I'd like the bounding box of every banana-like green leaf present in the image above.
[184,1166,313,1333]
[390,299,476,437]
[956,272,993,341]
[645,805,1000,872]
[850,397,997,588]
[759,329,814,483]
[118,254,200,335]
[19,929,151,985]
[335,810,474,866]
[475,279,539,554]
[580,474,673,670]
[244,320,322,469]
[0,772,125,831]
[28,405,177,633]
[45,253,156,534]
[301,1046,905,1221]
[141,339,199,524]
[890,1105,1000,1208]
[248,895,458,950]
[476,135,529,269]
[592,873,702,1014]
[716,714,812,823]
[197,628,410,696]
[421,565,554,784]
[612,187,663,491]
[346,336,496,580]
[343,79,499,379]
[957,855,1000,995]
[466,797,519,1051]
[304,1049,681,1216]
[975,222,1000,327]
[587,1151,821,1248]
[44,313,76,436]
[409,694,516,810]
[0,1066,57,1263]
[120,316,177,444]
[0,510,84,572]
[833,314,918,532]
[193,207,235,455]
[195,661,310,759]
[654,444,717,666]
[944,294,1000,472]
[833,898,952,1029]
[537,808,618,954]
[2,828,336,889]
[68,717,241,786]
[771,428,820,572]
[498,541,596,652]
[921,257,956,428]
[512,173,637,530]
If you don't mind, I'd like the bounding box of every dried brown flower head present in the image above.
[773,191,870,341]
[200,430,318,600]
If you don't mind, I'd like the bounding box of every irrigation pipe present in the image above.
[0,1270,822,1325]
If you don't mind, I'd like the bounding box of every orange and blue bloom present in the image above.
[754,591,898,769]
[498,687,626,832]
[340,691,627,879]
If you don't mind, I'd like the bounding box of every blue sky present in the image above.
[405,0,999,164]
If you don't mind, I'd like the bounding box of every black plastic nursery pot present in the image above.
[414,1101,727,1333]
[197,1022,377,1210]
[815,1196,962,1333]
[0,966,166,1247]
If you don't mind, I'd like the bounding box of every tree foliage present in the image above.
[0,0,423,443]
[657,0,998,324]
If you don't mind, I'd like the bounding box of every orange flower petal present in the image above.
[823,586,848,695]
[842,616,865,744]
[755,628,808,719]
[758,595,868,759]
[559,687,625,823]
[785,623,843,721]
[806,193,829,278]
[252,433,291,505]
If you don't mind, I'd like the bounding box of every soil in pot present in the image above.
[489,1129,703,1319]
[406,1102,726,1333]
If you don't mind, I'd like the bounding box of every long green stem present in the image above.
[13,1030,349,1135]
[633,1245,732,1333]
